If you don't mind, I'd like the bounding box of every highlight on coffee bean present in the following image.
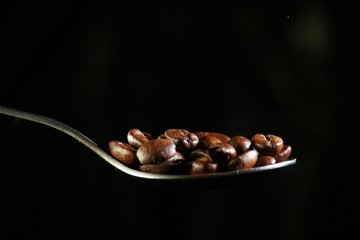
[109,129,292,175]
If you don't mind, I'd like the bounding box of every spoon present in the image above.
[0,105,296,182]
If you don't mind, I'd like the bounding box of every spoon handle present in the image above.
[0,105,96,144]
[0,105,129,173]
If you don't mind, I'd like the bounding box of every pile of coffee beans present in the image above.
[109,129,292,175]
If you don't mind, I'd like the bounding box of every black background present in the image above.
[1,1,358,239]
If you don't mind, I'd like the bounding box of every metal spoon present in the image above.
[0,105,296,182]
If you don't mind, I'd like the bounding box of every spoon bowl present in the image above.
[0,106,296,183]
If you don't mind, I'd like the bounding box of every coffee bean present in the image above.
[251,134,283,156]
[195,132,230,142]
[229,136,251,154]
[127,128,152,148]
[254,156,276,167]
[165,129,199,151]
[209,142,237,162]
[194,131,210,139]
[168,152,186,163]
[186,160,217,175]
[198,135,222,149]
[197,135,236,162]
[208,132,231,142]
[227,150,259,171]
[108,141,137,165]
[139,160,183,174]
[136,139,177,165]
[189,148,213,162]
[275,145,292,162]
[157,134,167,139]
[109,129,293,175]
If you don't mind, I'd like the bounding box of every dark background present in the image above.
[1,1,357,239]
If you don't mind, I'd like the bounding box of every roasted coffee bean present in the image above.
[186,148,217,174]
[157,134,167,139]
[140,152,185,174]
[229,136,251,154]
[194,131,210,139]
[186,160,217,175]
[227,150,259,171]
[195,132,230,142]
[139,160,183,174]
[198,135,222,149]
[165,129,199,151]
[210,142,237,162]
[251,134,283,156]
[168,152,186,163]
[189,148,213,162]
[127,128,152,148]
[275,145,292,162]
[109,141,137,165]
[203,144,232,172]
[136,139,177,165]
[209,132,231,142]
[190,135,236,162]
[109,128,293,175]
[254,156,276,167]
